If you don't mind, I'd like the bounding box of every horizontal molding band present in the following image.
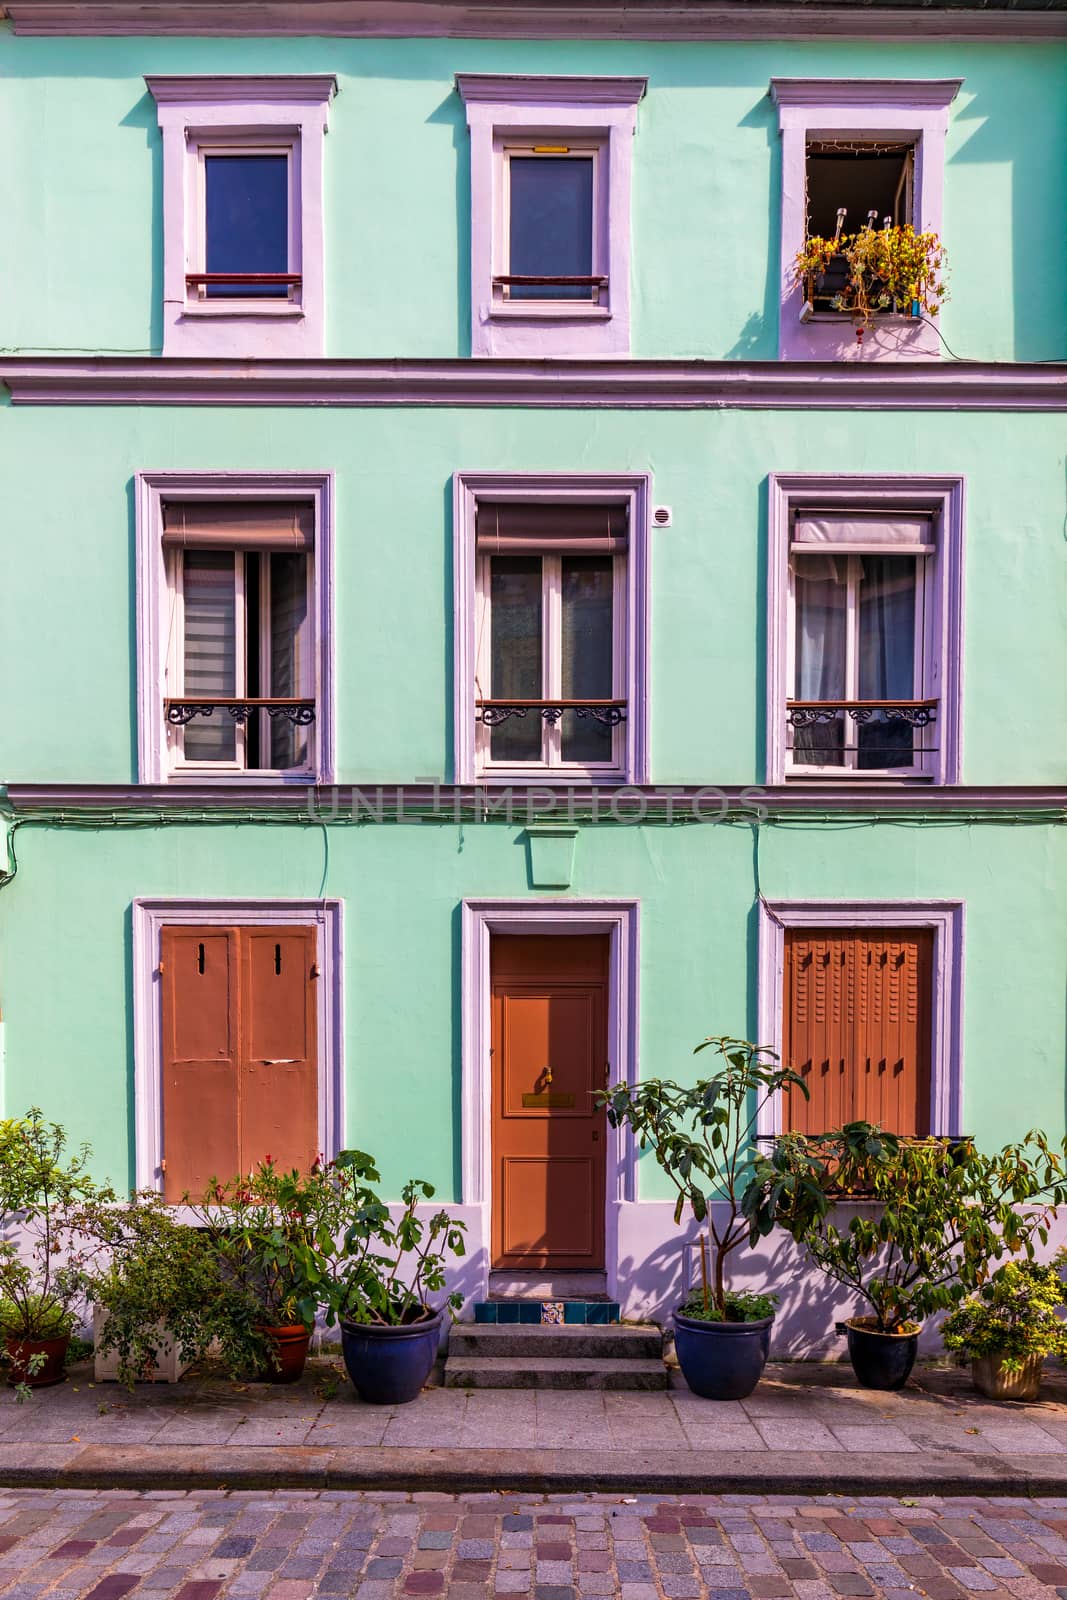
[6,2,1067,38]
[3,358,1067,410]
[5,784,1066,818]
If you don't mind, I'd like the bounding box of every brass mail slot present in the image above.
[522,1091,576,1109]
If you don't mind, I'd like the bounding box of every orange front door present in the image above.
[490,934,608,1270]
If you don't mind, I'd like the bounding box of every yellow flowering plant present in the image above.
[792,223,948,323]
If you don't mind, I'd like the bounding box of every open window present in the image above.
[147,75,335,357]
[804,139,915,312]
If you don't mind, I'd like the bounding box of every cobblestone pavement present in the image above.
[2,1489,1067,1600]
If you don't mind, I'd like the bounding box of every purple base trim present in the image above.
[3,358,1067,410]
[6,783,1065,815]
[8,2,1067,39]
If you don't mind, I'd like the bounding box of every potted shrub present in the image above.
[599,1037,809,1401]
[312,1150,467,1405]
[793,221,948,324]
[87,1191,263,1388]
[0,1110,112,1392]
[185,1160,340,1383]
[749,1124,1067,1391]
[942,1253,1067,1401]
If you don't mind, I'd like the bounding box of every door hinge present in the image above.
[310,964,320,979]
[159,1158,167,1175]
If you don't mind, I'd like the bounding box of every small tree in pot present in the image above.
[942,1253,1067,1401]
[307,1150,467,1405]
[598,1037,808,1400]
[747,1124,1067,1390]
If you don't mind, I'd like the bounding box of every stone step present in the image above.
[443,1354,668,1391]
[450,1322,662,1361]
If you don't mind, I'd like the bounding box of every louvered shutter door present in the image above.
[239,927,319,1175]
[160,926,241,1201]
[784,929,932,1135]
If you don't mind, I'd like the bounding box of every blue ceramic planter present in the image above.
[673,1308,773,1400]
[340,1307,444,1405]
[837,1317,919,1391]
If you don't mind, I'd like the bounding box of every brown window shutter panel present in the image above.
[160,926,241,1203]
[239,926,319,1176]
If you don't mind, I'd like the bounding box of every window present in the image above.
[803,138,915,313]
[767,475,964,785]
[476,503,626,775]
[193,144,296,302]
[164,503,315,775]
[454,474,651,785]
[769,77,961,360]
[456,74,646,358]
[136,472,335,784]
[146,75,335,358]
[133,899,343,1196]
[757,900,964,1142]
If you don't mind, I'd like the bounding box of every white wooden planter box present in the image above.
[93,1307,192,1383]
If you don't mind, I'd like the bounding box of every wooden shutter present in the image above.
[160,923,319,1198]
[240,927,319,1175]
[783,928,932,1136]
[160,926,240,1202]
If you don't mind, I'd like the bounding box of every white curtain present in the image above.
[182,551,236,762]
[793,557,847,766]
[269,552,310,769]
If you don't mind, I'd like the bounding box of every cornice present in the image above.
[769,77,963,110]
[2,358,1066,411]
[5,2,1067,39]
[5,784,1066,818]
[455,73,647,106]
[144,74,338,106]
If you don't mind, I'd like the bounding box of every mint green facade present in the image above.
[1,11,1065,1337]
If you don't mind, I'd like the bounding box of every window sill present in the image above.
[179,302,306,321]
[475,770,630,785]
[784,771,937,783]
[801,310,924,326]
[489,302,613,322]
[165,771,321,785]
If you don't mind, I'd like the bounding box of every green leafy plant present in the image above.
[942,1253,1067,1372]
[0,1109,113,1342]
[598,1037,808,1322]
[792,222,948,323]
[310,1150,468,1328]
[87,1191,264,1389]
[747,1124,1067,1334]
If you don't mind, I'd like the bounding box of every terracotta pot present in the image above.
[972,1352,1044,1402]
[5,1331,70,1388]
[255,1323,311,1384]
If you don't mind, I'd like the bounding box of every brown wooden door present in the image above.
[783,928,933,1136]
[491,935,608,1270]
[160,923,319,1201]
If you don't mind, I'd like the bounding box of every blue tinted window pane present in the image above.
[509,157,594,301]
[205,155,289,298]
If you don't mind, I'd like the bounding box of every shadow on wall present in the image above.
[724,95,782,360]
[119,91,164,355]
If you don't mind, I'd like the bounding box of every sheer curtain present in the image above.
[561,556,614,763]
[269,552,310,770]
[490,556,543,761]
[793,556,847,766]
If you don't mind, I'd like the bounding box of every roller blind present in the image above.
[476,501,628,555]
[163,501,314,551]
[792,512,933,553]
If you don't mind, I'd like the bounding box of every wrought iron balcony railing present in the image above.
[476,698,627,728]
[786,698,938,729]
[165,697,316,727]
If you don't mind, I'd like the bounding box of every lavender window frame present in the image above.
[766,473,964,786]
[769,78,962,362]
[455,74,646,359]
[146,75,336,358]
[453,472,652,785]
[135,470,336,785]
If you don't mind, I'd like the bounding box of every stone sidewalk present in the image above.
[3,1487,1067,1600]
[5,1360,1067,1495]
